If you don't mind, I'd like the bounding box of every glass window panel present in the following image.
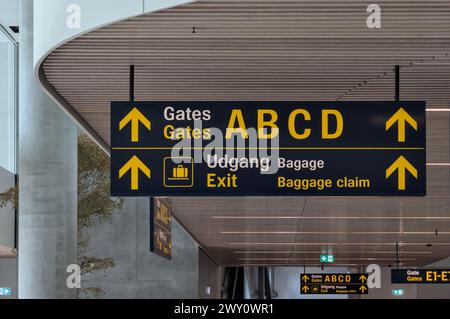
[0,27,16,173]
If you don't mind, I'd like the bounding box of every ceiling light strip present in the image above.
[213,216,450,219]
[426,108,450,112]
[239,263,405,267]
[237,257,416,261]
[232,251,432,254]
[227,242,450,246]
[221,231,450,235]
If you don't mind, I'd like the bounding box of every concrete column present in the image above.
[18,0,77,298]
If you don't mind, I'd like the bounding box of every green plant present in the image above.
[77,133,124,297]
[0,185,17,210]
[79,256,116,275]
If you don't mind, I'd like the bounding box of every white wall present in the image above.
[81,197,199,298]
[361,267,418,299]
[33,0,197,68]
[0,258,17,299]
[0,0,19,29]
[144,0,195,12]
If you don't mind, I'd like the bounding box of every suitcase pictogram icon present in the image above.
[172,164,189,178]
[164,157,194,187]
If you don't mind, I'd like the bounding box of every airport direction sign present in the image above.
[150,197,172,259]
[391,269,450,284]
[110,101,426,196]
[300,273,368,295]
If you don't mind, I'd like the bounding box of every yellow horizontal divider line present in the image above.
[112,147,425,150]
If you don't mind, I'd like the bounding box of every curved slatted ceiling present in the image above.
[42,0,450,266]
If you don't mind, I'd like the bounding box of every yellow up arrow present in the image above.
[119,155,151,190]
[359,274,367,283]
[385,107,417,142]
[302,285,310,293]
[386,156,418,190]
[119,107,151,142]
[359,285,367,293]
[302,275,310,282]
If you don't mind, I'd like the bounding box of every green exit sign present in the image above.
[320,254,334,263]
[392,289,404,296]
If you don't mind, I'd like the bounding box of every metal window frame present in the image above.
[0,24,18,251]
[0,24,18,175]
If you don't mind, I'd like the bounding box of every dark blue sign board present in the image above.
[111,101,426,196]
[391,269,450,284]
[300,273,368,294]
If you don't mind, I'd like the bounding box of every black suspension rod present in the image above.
[129,65,135,102]
[395,65,400,101]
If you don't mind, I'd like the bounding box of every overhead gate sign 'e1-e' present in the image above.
[391,269,450,284]
[110,101,426,196]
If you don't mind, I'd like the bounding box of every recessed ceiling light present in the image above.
[426,108,450,112]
